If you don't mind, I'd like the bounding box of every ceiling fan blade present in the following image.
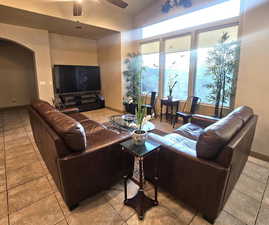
[106,0,128,8]
[73,1,82,16]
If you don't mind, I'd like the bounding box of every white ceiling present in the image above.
[31,0,156,15]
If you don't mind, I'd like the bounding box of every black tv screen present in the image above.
[53,65,101,94]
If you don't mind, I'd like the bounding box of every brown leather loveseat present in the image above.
[145,106,258,223]
[29,100,131,209]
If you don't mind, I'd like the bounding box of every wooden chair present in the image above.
[143,92,157,117]
[173,96,201,127]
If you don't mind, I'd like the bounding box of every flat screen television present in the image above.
[53,65,101,94]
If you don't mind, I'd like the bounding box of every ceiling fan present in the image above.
[162,0,192,13]
[73,0,128,16]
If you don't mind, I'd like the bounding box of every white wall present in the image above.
[0,40,36,108]
[236,0,269,156]
[49,33,98,66]
[97,33,123,111]
[0,23,54,104]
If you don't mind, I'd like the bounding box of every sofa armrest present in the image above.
[191,114,220,128]
[148,133,223,169]
[147,133,229,221]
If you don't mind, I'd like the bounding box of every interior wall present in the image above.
[0,22,54,103]
[236,0,269,156]
[98,33,123,111]
[0,39,36,108]
[49,33,98,66]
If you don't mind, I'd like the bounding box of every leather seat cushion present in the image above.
[173,123,204,141]
[149,133,197,157]
[197,116,244,159]
[32,100,87,152]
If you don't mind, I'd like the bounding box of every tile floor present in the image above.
[0,107,268,225]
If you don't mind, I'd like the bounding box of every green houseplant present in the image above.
[132,95,149,145]
[167,73,178,100]
[123,53,145,114]
[205,32,240,118]
[123,53,151,145]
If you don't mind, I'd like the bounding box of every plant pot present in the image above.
[168,96,173,101]
[132,130,148,146]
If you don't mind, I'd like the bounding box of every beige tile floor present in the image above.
[0,107,269,225]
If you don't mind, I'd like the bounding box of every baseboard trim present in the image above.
[106,107,124,113]
[250,151,269,163]
[0,104,29,111]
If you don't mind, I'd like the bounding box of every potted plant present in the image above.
[123,53,145,114]
[132,95,151,145]
[204,32,240,118]
[167,74,178,100]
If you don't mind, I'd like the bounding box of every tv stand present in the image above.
[56,92,105,112]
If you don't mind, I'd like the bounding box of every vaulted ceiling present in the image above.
[0,0,156,30]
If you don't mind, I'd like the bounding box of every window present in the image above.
[163,35,191,100]
[141,41,160,94]
[194,25,239,106]
[142,0,240,39]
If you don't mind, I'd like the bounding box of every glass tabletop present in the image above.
[110,114,155,132]
[120,139,161,157]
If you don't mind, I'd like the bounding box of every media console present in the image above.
[56,92,105,112]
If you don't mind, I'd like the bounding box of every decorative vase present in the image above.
[132,130,148,145]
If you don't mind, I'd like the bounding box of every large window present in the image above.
[141,41,160,94]
[142,0,240,39]
[194,26,239,105]
[139,0,240,108]
[163,35,191,100]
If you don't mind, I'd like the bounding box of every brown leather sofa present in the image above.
[145,106,258,223]
[29,100,257,223]
[29,100,131,209]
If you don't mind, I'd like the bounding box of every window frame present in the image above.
[163,33,192,100]
[139,19,240,107]
[140,40,161,95]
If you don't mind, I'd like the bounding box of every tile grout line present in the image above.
[254,174,269,225]
[187,211,198,225]
[247,159,269,170]
[51,191,69,225]
[104,192,135,224]
[2,113,11,225]
[4,110,50,224]
[8,192,55,216]
[222,209,247,225]
[4,110,61,221]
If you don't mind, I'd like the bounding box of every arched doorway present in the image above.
[0,38,38,108]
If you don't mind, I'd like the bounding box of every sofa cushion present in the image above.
[32,100,87,152]
[173,123,204,141]
[148,133,197,157]
[196,116,243,159]
[69,113,91,123]
[81,120,106,138]
[227,106,253,124]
